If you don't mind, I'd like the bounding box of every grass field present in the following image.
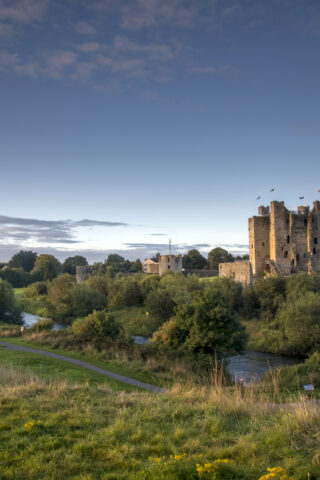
[0,353,319,479]
[0,348,136,391]
[0,337,162,387]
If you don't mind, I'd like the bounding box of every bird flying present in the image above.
[299,196,304,199]
[270,188,274,192]
[256,196,261,200]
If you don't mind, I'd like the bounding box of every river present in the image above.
[22,312,66,331]
[223,350,300,385]
[22,312,300,384]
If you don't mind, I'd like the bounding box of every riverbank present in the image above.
[0,361,319,479]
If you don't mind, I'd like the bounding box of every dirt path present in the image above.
[0,342,165,393]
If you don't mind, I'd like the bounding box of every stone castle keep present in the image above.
[249,200,320,276]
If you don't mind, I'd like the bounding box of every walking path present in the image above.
[0,342,165,393]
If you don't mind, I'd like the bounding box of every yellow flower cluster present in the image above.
[149,453,188,463]
[258,467,293,480]
[196,459,230,475]
[24,421,35,431]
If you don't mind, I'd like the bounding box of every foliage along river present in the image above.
[23,312,299,384]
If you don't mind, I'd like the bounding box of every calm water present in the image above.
[224,350,300,385]
[22,313,299,383]
[22,312,66,331]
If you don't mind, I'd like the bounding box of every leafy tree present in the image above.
[182,249,207,270]
[254,276,286,322]
[151,252,161,263]
[286,273,320,302]
[153,287,246,355]
[72,284,107,319]
[107,277,142,308]
[32,254,61,280]
[145,289,176,325]
[0,268,31,288]
[63,255,88,275]
[106,254,125,266]
[8,250,37,272]
[72,310,121,340]
[277,292,320,355]
[208,248,234,270]
[0,279,22,324]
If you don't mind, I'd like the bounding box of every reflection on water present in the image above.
[22,312,66,331]
[224,350,299,385]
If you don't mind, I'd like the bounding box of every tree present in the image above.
[254,276,286,322]
[63,256,88,275]
[8,250,37,272]
[72,310,121,340]
[182,249,207,270]
[277,292,320,355]
[106,254,125,266]
[153,288,246,355]
[151,252,161,263]
[32,254,61,280]
[208,248,234,270]
[0,279,22,324]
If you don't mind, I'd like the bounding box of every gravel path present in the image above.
[0,342,165,393]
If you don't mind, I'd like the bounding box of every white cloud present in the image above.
[0,0,48,23]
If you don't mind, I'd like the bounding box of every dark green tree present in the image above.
[8,250,37,272]
[277,292,320,355]
[208,248,234,270]
[72,310,121,340]
[153,287,246,355]
[63,255,88,275]
[182,249,207,270]
[0,279,22,324]
[32,254,61,281]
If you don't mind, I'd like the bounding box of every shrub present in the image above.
[72,310,121,340]
[276,292,320,355]
[0,279,22,324]
[30,319,54,332]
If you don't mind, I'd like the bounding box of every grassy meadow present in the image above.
[0,353,319,480]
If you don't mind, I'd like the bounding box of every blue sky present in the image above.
[1,0,320,263]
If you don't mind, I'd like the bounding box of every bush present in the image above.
[0,279,22,324]
[276,292,320,356]
[72,310,121,340]
[153,287,247,356]
[30,319,54,333]
[254,276,286,322]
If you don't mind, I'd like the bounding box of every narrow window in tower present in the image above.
[314,238,318,245]
[313,248,317,255]
[287,235,290,244]
[262,242,265,246]
[284,251,288,258]
[168,265,170,269]
[296,253,300,261]
[304,219,307,226]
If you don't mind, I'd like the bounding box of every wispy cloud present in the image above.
[0,215,129,245]
[0,0,48,23]
[73,21,96,35]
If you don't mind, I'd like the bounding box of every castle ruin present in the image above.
[249,200,320,276]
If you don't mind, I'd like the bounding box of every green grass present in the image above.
[13,287,28,298]
[0,362,319,479]
[0,348,137,391]
[0,337,162,387]
[199,276,220,283]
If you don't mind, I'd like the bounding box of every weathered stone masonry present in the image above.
[249,200,320,276]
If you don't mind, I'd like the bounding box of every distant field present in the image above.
[13,287,27,297]
[199,276,219,283]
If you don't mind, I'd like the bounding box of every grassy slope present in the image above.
[0,348,136,391]
[0,337,162,387]
[0,360,319,480]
